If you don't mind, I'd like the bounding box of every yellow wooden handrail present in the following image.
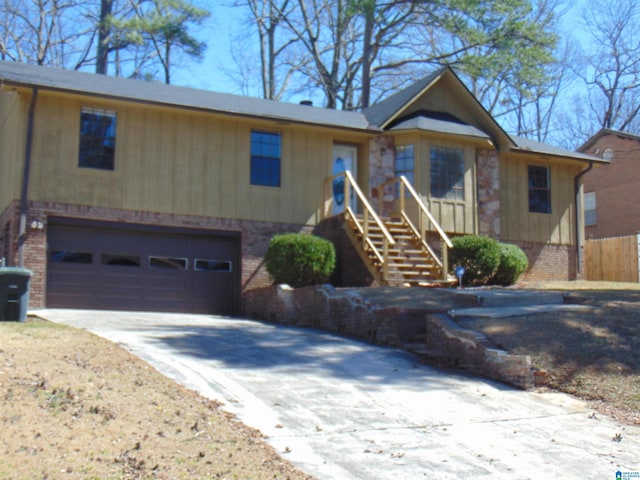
[324,171,396,281]
[378,175,453,280]
[378,176,453,248]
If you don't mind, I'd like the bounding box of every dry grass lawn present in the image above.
[0,319,314,480]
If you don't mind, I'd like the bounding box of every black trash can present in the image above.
[0,268,32,322]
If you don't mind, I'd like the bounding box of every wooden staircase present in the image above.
[345,212,450,286]
[325,171,455,287]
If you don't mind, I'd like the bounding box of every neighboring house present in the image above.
[578,129,640,239]
[0,60,604,315]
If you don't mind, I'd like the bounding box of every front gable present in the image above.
[365,68,514,151]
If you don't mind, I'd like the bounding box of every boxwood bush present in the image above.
[450,235,501,286]
[490,242,528,286]
[265,233,336,288]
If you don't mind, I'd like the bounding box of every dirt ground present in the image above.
[0,319,314,480]
[461,281,640,426]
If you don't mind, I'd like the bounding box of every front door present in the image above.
[331,145,358,215]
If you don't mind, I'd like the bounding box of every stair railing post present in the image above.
[399,179,405,214]
[344,173,350,212]
[383,238,389,281]
[441,239,449,281]
[364,209,369,252]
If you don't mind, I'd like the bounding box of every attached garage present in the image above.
[46,220,240,314]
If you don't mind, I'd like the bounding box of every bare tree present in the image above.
[576,0,640,132]
[96,0,112,72]
[0,0,92,66]
[230,0,299,99]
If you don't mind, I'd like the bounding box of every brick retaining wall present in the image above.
[243,284,534,389]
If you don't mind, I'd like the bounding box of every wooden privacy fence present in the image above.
[584,234,640,282]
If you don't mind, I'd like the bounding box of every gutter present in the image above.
[18,87,38,267]
[574,161,595,275]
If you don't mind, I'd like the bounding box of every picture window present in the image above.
[430,146,464,201]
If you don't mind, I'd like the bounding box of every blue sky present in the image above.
[172,0,589,104]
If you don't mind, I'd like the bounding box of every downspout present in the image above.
[574,161,594,275]
[18,87,38,267]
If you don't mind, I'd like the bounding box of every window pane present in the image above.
[101,254,140,267]
[149,256,187,269]
[585,192,597,226]
[528,166,551,214]
[79,107,116,170]
[195,259,232,272]
[51,251,93,264]
[430,146,464,201]
[395,145,414,198]
[250,131,281,187]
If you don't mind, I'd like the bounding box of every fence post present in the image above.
[637,232,640,283]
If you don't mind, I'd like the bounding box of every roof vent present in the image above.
[300,100,313,106]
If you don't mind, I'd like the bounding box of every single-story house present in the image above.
[0,60,604,314]
[578,129,640,239]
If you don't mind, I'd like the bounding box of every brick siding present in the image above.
[10,200,315,309]
[514,241,577,282]
[582,132,640,238]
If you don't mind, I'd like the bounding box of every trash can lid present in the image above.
[0,267,33,277]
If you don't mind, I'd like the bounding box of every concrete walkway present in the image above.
[448,288,596,319]
[36,309,639,480]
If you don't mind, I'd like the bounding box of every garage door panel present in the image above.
[47,223,239,314]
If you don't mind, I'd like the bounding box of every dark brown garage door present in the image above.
[46,221,240,314]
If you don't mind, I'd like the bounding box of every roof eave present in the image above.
[389,126,493,144]
[509,146,609,164]
[2,77,378,134]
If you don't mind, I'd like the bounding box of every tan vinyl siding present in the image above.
[0,89,26,210]
[24,90,366,226]
[500,154,580,245]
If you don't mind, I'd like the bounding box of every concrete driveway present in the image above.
[38,309,639,480]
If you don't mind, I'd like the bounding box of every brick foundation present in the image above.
[514,241,578,282]
[3,200,317,309]
[313,216,375,287]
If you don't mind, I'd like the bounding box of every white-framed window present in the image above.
[585,192,597,226]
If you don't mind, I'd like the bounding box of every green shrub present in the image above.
[490,243,528,286]
[450,235,501,286]
[264,233,336,288]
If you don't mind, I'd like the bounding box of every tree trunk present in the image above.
[96,0,113,74]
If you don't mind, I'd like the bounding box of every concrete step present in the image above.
[447,289,595,320]
[454,289,566,307]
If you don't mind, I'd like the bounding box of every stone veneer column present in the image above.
[476,148,500,238]
[368,136,396,216]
